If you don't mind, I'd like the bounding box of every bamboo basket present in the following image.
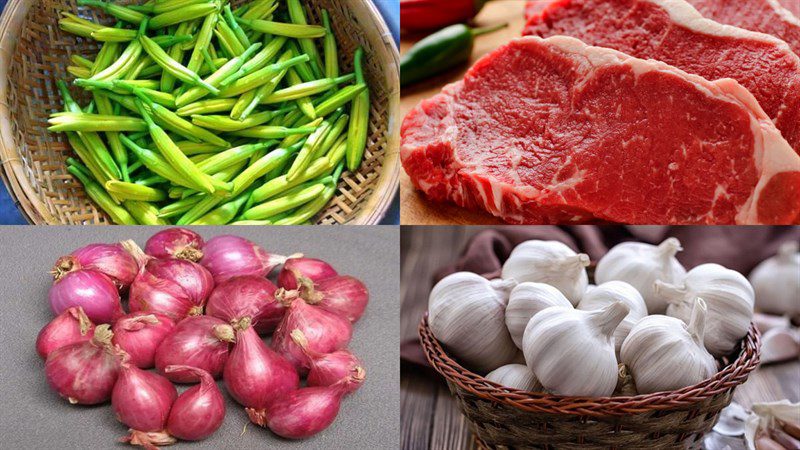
[419,316,761,449]
[0,0,399,224]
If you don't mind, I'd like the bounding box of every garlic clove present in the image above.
[595,237,686,314]
[485,364,542,391]
[428,272,518,372]
[522,302,628,397]
[505,282,572,348]
[501,240,590,305]
[660,263,755,357]
[577,280,648,358]
[760,327,800,364]
[621,298,717,394]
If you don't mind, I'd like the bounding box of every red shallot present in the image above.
[44,324,120,405]
[278,257,338,290]
[224,317,298,410]
[129,258,214,320]
[205,275,284,334]
[155,316,234,383]
[49,269,124,324]
[251,382,350,439]
[291,329,366,393]
[113,354,177,448]
[165,365,225,441]
[112,312,175,369]
[36,306,95,359]
[272,293,353,371]
[298,275,369,323]
[200,235,291,283]
[51,240,140,289]
[145,228,204,262]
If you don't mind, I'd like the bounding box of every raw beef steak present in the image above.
[780,0,800,18]
[685,0,800,56]
[400,36,800,224]
[522,0,800,156]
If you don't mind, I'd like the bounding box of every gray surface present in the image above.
[0,226,400,449]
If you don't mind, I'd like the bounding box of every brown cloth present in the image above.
[402,226,800,367]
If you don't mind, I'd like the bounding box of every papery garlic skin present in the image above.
[659,263,755,357]
[485,364,542,391]
[749,242,800,316]
[595,237,686,314]
[522,302,629,397]
[428,272,518,372]
[501,240,590,305]
[621,298,717,394]
[577,281,648,357]
[505,283,572,348]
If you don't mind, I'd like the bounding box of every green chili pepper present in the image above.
[400,22,507,87]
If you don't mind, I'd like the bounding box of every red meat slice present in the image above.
[684,0,800,56]
[400,36,800,224]
[779,0,800,18]
[522,0,800,156]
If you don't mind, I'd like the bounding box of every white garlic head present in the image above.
[577,281,648,358]
[749,241,800,316]
[485,364,543,391]
[522,302,629,397]
[658,263,755,357]
[595,237,687,314]
[428,272,518,372]
[621,298,717,394]
[505,282,572,348]
[501,240,590,305]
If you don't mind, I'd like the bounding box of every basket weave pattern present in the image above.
[420,316,761,449]
[0,0,399,224]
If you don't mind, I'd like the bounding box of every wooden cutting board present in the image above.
[400,0,530,225]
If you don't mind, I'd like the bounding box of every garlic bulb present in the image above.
[658,263,755,357]
[501,240,590,305]
[485,364,543,391]
[621,298,717,394]
[595,237,686,314]
[522,302,629,397]
[577,281,648,357]
[505,282,572,348]
[749,241,800,316]
[428,272,518,372]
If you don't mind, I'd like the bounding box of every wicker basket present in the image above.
[0,0,399,224]
[419,316,761,449]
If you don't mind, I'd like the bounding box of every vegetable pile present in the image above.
[38,228,369,446]
[51,0,371,225]
[428,238,757,397]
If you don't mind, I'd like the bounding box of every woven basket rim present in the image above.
[419,314,761,417]
[0,0,399,225]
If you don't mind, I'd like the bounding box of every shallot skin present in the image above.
[155,316,234,383]
[112,364,177,432]
[205,276,284,334]
[278,257,338,290]
[129,258,214,320]
[112,312,175,369]
[307,351,366,394]
[53,242,140,288]
[260,385,347,439]
[44,326,120,405]
[272,297,353,370]
[36,306,95,359]
[200,235,286,283]
[224,321,299,409]
[307,275,369,323]
[165,365,226,441]
[49,269,124,324]
[145,228,204,262]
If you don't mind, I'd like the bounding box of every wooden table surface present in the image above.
[399,1,530,225]
[400,226,800,449]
